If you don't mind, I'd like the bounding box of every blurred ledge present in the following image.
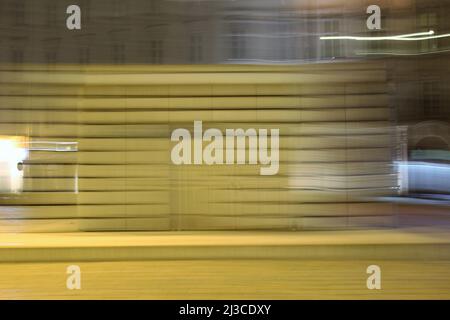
[378,196,450,207]
[0,61,386,72]
[376,196,450,228]
[1,228,450,262]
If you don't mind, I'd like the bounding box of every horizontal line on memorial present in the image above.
[23,146,391,152]
[0,92,388,98]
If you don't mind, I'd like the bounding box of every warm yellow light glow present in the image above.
[0,136,28,193]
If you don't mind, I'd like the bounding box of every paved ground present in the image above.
[1,228,450,299]
[1,260,450,299]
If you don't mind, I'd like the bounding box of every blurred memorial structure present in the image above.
[0,0,448,232]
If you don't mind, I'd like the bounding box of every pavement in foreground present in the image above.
[1,228,450,299]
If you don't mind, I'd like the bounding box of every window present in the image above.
[45,50,58,64]
[113,0,128,18]
[149,0,161,13]
[423,81,440,118]
[80,0,91,23]
[112,44,125,64]
[46,3,57,27]
[368,30,383,53]
[321,19,340,59]
[150,40,163,64]
[11,50,23,64]
[279,22,297,60]
[231,25,246,60]
[79,47,90,64]
[418,12,438,52]
[189,35,203,63]
[13,0,25,26]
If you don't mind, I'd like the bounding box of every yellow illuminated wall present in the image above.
[0,62,396,232]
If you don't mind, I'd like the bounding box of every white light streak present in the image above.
[320,30,450,41]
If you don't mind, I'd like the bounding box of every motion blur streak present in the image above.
[0,62,396,232]
[0,0,449,300]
